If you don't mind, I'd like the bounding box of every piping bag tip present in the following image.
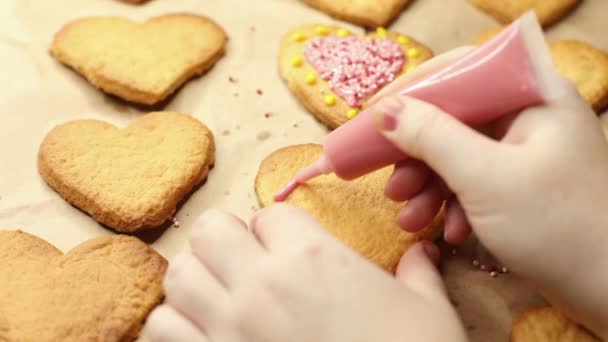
[274,155,333,202]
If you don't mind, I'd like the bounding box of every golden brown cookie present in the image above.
[120,0,149,3]
[550,40,608,113]
[301,0,410,28]
[511,305,599,341]
[50,14,227,105]
[473,26,506,45]
[254,144,443,272]
[279,24,433,129]
[0,230,167,342]
[468,0,580,27]
[38,112,215,233]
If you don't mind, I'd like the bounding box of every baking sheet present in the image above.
[1,0,606,340]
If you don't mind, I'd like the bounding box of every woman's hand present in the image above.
[372,57,608,338]
[145,206,467,342]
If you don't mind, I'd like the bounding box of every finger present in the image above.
[250,203,331,252]
[397,177,448,233]
[395,242,448,300]
[164,252,227,331]
[368,46,475,106]
[145,305,208,342]
[385,159,432,202]
[374,95,502,193]
[443,199,471,245]
[189,209,266,287]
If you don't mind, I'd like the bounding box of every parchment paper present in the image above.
[1,0,606,341]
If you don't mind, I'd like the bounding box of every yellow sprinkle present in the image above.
[346,109,359,119]
[397,35,410,45]
[407,47,420,58]
[324,95,336,106]
[291,57,303,67]
[406,65,417,73]
[315,26,330,35]
[291,32,307,42]
[376,27,388,37]
[337,28,350,37]
[305,73,317,85]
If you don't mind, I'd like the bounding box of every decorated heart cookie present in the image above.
[301,0,411,28]
[468,0,580,27]
[475,30,608,113]
[0,230,167,341]
[50,14,227,105]
[279,24,433,129]
[255,144,443,272]
[511,305,599,341]
[38,112,215,233]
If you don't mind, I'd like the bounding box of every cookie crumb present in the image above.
[235,125,241,130]
[292,122,299,128]
[256,131,271,141]
[229,76,238,83]
[256,89,264,95]
[170,217,181,228]
[224,191,230,196]
[233,92,239,97]
[250,26,256,32]
[221,129,231,136]
[264,112,272,118]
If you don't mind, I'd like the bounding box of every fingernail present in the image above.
[422,241,440,265]
[375,96,405,132]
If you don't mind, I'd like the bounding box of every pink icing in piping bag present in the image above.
[275,11,563,202]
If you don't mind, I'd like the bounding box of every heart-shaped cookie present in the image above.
[468,0,580,27]
[475,31,608,113]
[255,144,442,272]
[511,305,599,341]
[50,14,227,105]
[279,24,433,129]
[301,0,411,28]
[38,112,215,233]
[0,230,167,341]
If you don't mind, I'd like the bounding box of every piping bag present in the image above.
[275,11,563,201]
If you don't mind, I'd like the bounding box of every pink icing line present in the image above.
[304,36,405,108]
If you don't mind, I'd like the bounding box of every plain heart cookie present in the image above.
[474,31,608,113]
[301,0,411,28]
[279,24,433,129]
[38,112,215,233]
[511,305,599,341]
[0,230,167,342]
[468,0,580,27]
[50,14,227,105]
[254,144,443,272]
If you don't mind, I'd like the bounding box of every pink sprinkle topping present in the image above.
[257,89,264,95]
[304,36,405,108]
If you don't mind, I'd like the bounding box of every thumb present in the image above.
[373,95,501,192]
[395,242,447,301]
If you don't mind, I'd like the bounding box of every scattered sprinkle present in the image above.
[171,217,180,228]
[337,28,350,37]
[472,260,480,267]
[324,94,336,106]
[228,76,238,83]
[346,109,359,119]
[256,131,271,141]
[376,27,388,37]
[407,47,420,58]
[264,112,272,118]
[501,267,509,274]
[221,129,230,136]
[291,32,307,42]
[315,25,329,35]
[305,72,317,85]
[256,89,264,95]
[397,35,410,45]
[490,271,497,278]
[290,57,303,67]
[480,264,487,271]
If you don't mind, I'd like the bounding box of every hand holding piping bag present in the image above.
[275,11,608,338]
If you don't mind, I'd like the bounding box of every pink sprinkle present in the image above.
[229,76,238,83]
[304,36,405,108]
[257,89,264,95]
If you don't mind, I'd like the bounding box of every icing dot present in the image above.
[291,32,307,42]
[291,57,303,67]
[315,26,330,35]
[376,27,388,37]
[397,35,410,45]
[337,28,350,37]
[407,47,420,58]
[324,95,336,106]
[305,72,317,84]
[406,65,417,73]
[346,109,359,119]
